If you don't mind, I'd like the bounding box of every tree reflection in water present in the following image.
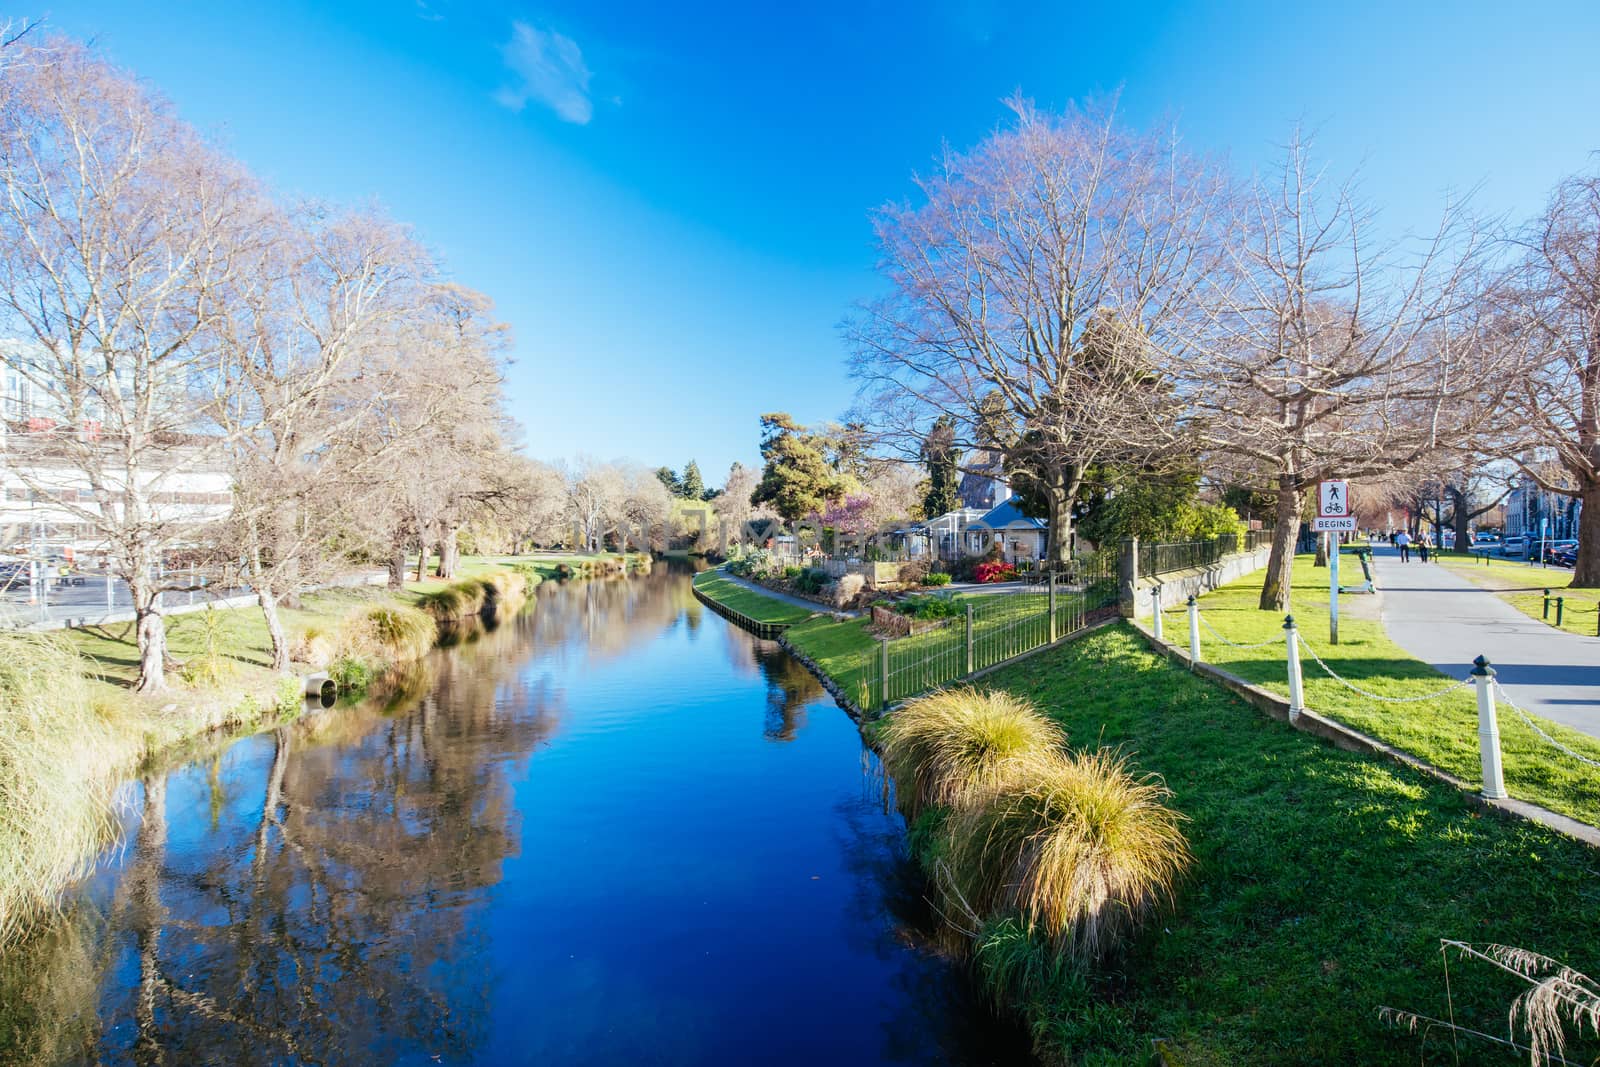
[0,567,1024,1067]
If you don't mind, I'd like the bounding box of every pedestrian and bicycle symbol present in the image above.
[1319,480,1348,517]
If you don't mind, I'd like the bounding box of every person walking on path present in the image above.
[1395,530,1411,562]
[1418,534,1431,563]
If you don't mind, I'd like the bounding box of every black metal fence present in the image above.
[1138,529,1274,579]
[856,552,1118,711]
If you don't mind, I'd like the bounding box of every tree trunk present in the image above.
[1451,487,1472,552]
[435,525,459,579]
[1258,478,1302,611]
[1573,480,1600,588]
[127,570,167,694]
[1040,466,1078,565]
[259,587,288,672]
[387,542,406,591]
[414,538,427,583]
[1313,535,1329,568]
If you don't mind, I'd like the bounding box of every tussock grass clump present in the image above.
[945,748,1190,963]
[0,633,129,943]
[416,571,529,622]
[416,581,487,622]
[339,602,436,665]
[878,686,1064,818]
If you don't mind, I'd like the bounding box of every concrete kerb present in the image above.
[1127,619,1600,849]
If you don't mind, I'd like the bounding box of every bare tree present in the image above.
[1498,172,1600,586]
[217,207,433,668]
[339,283,508,588]
[849,97,1232,562]
[1183,134,1491,609]
[0,38,266,691]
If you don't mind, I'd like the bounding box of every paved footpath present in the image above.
[1370,544,1600,739]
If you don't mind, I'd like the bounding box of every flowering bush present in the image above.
[974,561,1019,584]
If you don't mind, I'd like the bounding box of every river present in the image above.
[1,566,1031,1065]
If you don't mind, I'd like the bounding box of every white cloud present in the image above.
[495,20,593,125]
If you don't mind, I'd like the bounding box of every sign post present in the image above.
[1315,480,1351,645]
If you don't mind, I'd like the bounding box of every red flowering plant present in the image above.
[974,560,1018,584]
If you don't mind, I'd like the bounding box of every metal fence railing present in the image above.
[1138,529,1274,579]
[857,552,1118,711]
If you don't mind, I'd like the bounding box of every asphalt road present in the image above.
[1372,545,1600,739]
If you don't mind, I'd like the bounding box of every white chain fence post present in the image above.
[1186,595,1201,667]
[1472,655,1507,800]
[1285,614,1304,722]
[1151,583,1164,642]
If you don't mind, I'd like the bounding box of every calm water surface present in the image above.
[5,568,1031,1065]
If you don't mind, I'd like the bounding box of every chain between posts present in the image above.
[1295,634,1475,704]
[1496,687,1600,770]
[1195,612,1284,651]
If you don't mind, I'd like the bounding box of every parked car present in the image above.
[1538,539,1579,566]
[1473,531,1501,546]
[1498,536,1527,558]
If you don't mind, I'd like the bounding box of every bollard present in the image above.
[1471,655,1507,800]
[1186,595,1201,667]
[965,603,974,675]
[1543,589,1551,620]
[1151,584,1164,642]
[1284,615,1304,722]
[1556,596,1564,628]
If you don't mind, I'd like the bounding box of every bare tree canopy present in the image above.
[1498,171,1600,586]
[848,96,1233,562]
[1178,133,1493,609]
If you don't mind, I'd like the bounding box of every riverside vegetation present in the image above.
[693,562,1600,1063]
[0,554,643,949]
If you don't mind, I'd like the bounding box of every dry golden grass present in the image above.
[877,686,1064,818]
[945,747,1190,963]
[0,633,134,943]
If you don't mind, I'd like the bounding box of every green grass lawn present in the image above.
[1158,554,1600,827]
[968,625,1600,1065]
[1439,556,1600,638]
[691,571,818,626]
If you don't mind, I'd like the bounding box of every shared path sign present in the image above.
[1313,479,1354,532]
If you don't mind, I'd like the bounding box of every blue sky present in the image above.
[39,1,1600,483]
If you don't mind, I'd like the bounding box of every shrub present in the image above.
[0,633,127,943]
[896,594,960,620]
[921,571,953,587]
[878,687,1063,819]
[784,565,803,580]
[975,560,1019,584]
[271,676,304,720]
[329,653,374,694]
[945,748,1190,963]
[795,567,830,594]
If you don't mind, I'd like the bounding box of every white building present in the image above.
[1,340,232,557]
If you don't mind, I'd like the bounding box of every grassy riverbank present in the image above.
[0,553,638,944]
[690,572,817,626]
[897,625,1600,1065]
[1160,554,1600,826]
